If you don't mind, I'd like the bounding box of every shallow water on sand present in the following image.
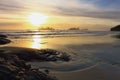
[1,30,120,80]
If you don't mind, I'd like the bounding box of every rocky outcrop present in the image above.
[0,51,57,80]
[111,25,120,31]
[0,34,11,45]
[4,49,70,62]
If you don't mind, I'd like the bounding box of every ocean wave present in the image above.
[0,30,119,39]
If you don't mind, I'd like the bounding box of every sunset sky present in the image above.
[0,0,120,30]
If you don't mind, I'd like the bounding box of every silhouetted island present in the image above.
[68,27,80,30]
[111,25,120,31]
[39,27,55,30]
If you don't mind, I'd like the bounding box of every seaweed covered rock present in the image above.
[37,49,70,61]
[0,52,57,80]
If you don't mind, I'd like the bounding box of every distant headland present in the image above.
[111,25,120,31]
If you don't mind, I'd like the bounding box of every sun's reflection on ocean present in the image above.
[32,35,42,49]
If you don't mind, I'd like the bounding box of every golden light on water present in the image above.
[27,12,48,26]
[32,35,42,49]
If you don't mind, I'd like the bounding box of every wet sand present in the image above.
[51,63,120,80]
[1,31,120,80]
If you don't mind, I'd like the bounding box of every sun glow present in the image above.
[27,12,48,26]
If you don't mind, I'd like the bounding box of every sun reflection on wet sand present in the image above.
[32,35,42,49]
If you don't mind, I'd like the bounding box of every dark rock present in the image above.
[44,69,50,74]
[60,53,70,61]
[114,34,120,38]
[7,50,40,61]
[0,38,11,45]
[0,52,12,60]
[0,34,7,38]
[37,49,70,62]
[111,25,120,31]
[7,49,70,62]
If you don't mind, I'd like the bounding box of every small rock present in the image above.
[0,38,11,45]
[0,34,7,38]
[44,69,50,74]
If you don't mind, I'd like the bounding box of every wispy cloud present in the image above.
[0,0,27,12]
[0,0,120,29]
[48,0,120,20]
[0,0,120,20]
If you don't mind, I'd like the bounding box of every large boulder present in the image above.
[111,25,120,31]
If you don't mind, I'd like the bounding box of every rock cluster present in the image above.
[0,50,57,80]
[5,49,70,62]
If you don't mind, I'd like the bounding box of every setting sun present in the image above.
[27,12,48,26]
